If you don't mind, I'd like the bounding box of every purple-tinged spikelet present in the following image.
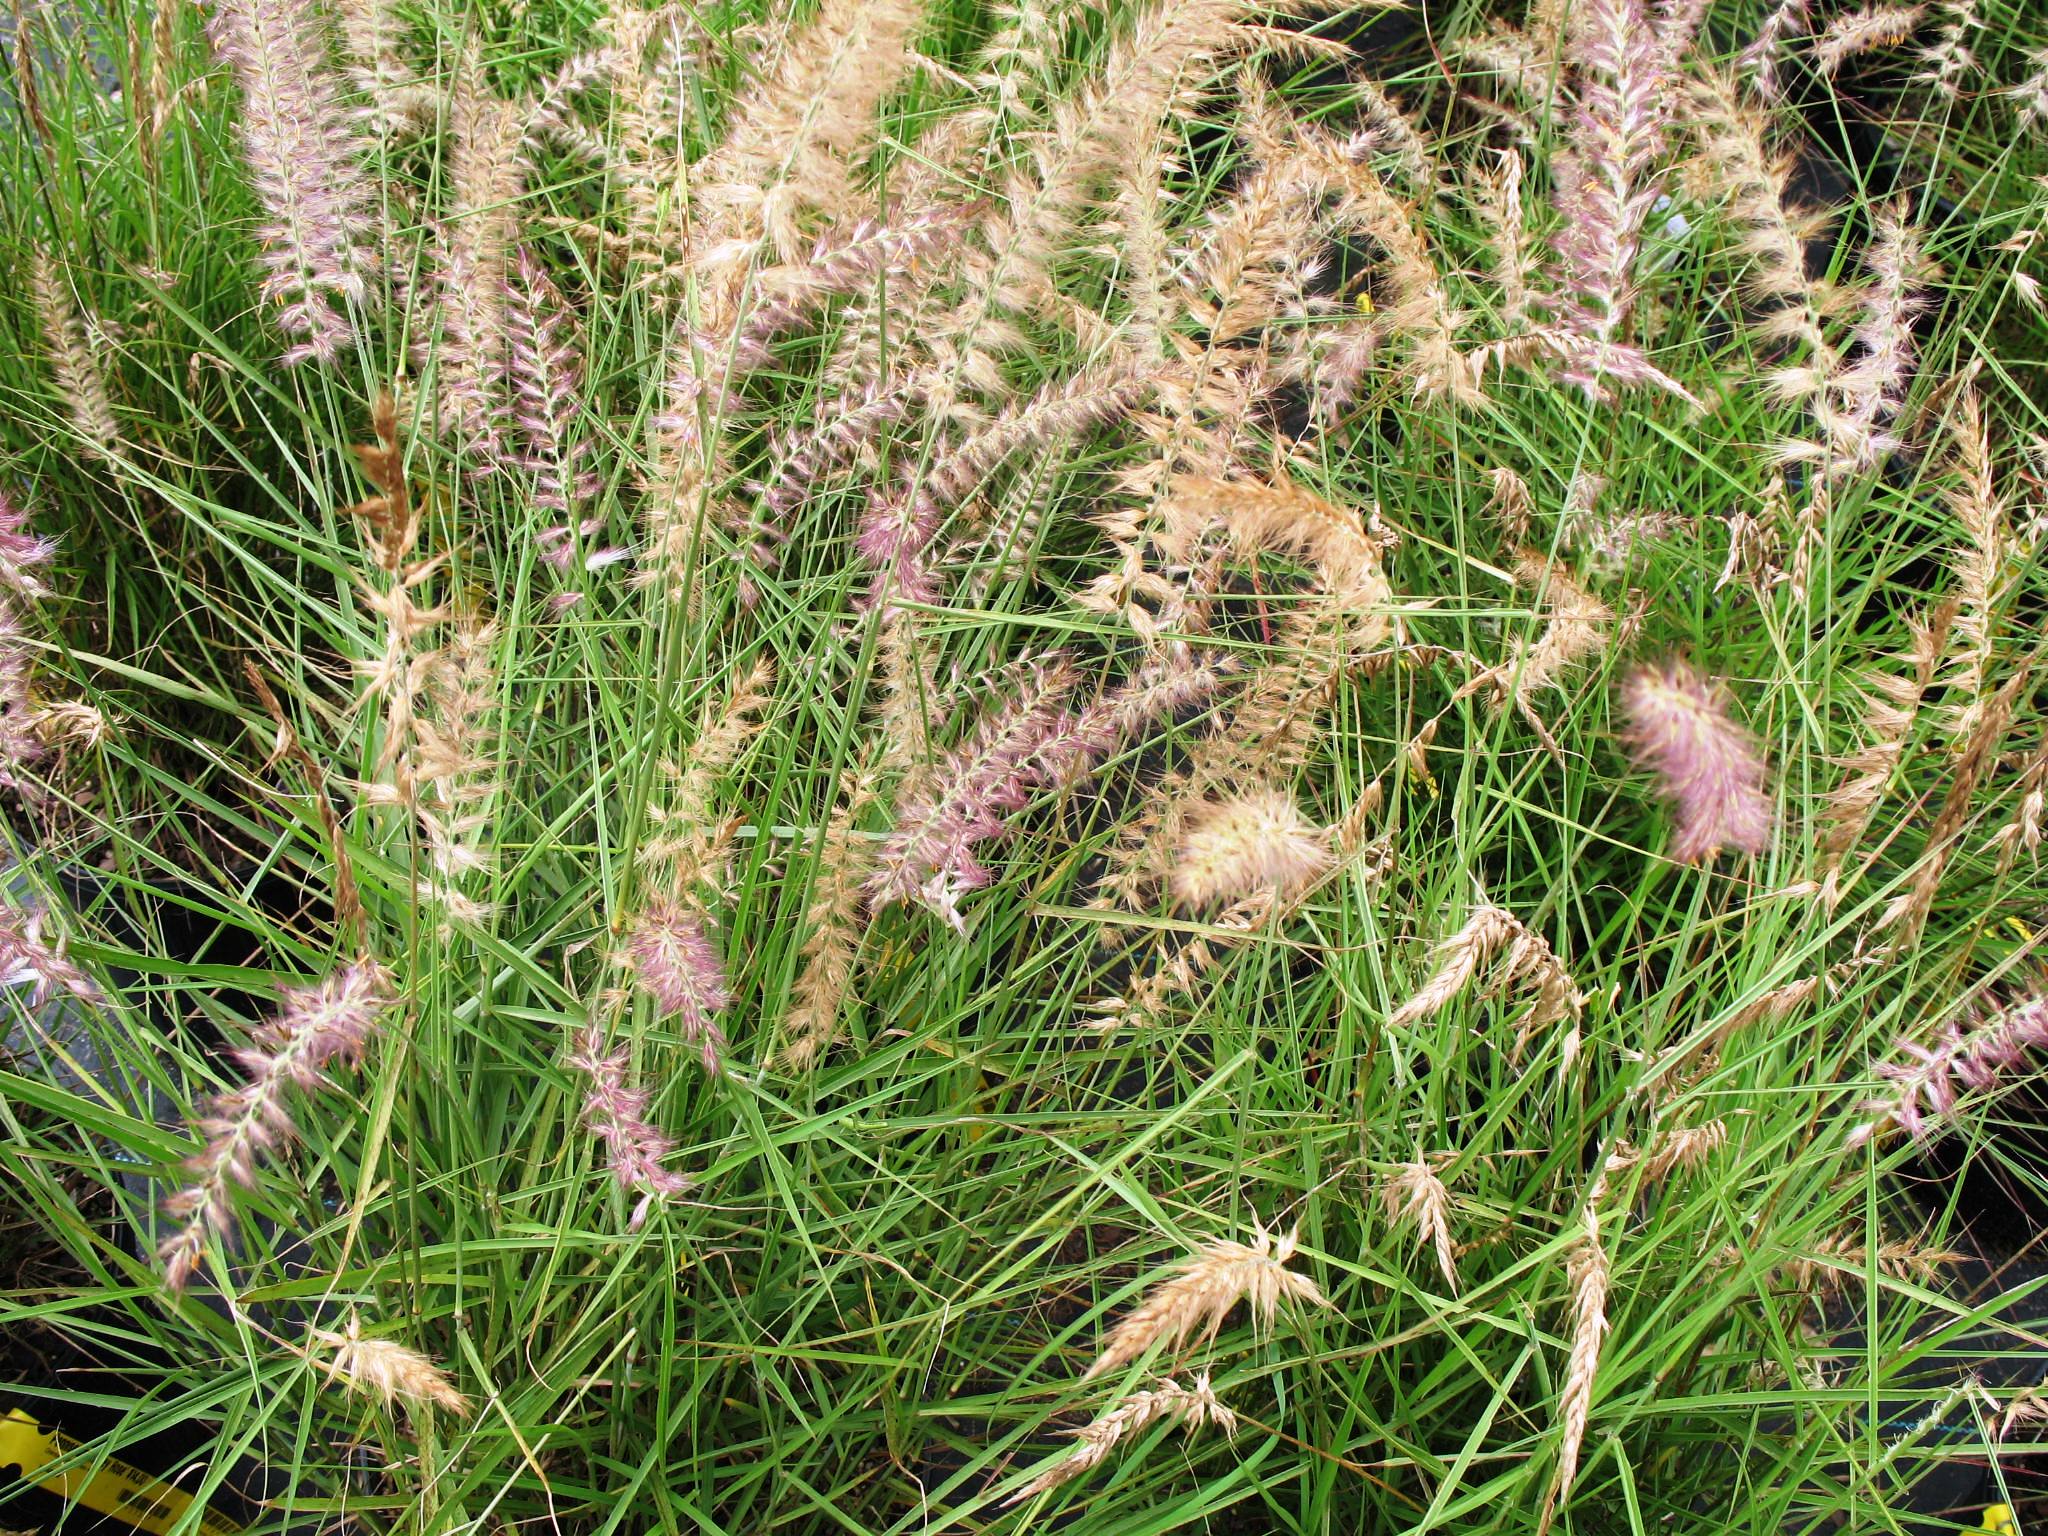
[924,366,1157,510]
[424,230,507,464]
[867,659,1079,931]
[736,205,978,356]
[621,896,732,1073]
[0,489,58,602]
[0,491,57,796]
[750,380,916,529]
[0,900,101,1006]
[735,381,918,599]
[1039,654,1226,789]
[538,518,630,575]
[1622,661,1773,863]
[206,0,376,365]
[1739,0,1813,99]
[158,961,391,1291]
[506,250,601,514]
[565,1024,691,1228]
[0,603,46,798]
[857,485,944,607]
[1851,995,2048,1146]
[1806,206,1934,478]
[1548,0,1671,397]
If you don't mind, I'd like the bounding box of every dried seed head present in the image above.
[1385,1160,1458,1291]
[1487,466,1534,548]
[306,1315,470,1417]
[1502,552,1613,708]
[29,247,120,461]
[1538,1203,1610,1536]
[1782,1230,1963,1295]
[1170,790,1332,910]
[1006,1373,1236,1505]
[1388,903,1585,1045]
[1812,2,1928,74]
[1637,1119,1728,1182]
[1084,1221,1328,1382]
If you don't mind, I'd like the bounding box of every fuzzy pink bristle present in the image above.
[205,0,376,364]
[565,1024,692,1227]
[621,896,733,1073]
[1546,0,1671,397]
[507,249,602,514]
[159,961,391,1290]
[1621,661,1773,864]
[867,659,1082,931]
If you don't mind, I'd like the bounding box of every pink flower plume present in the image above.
[1622,660,1773,863]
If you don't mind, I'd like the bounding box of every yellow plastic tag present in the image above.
[0,1407,240,1536]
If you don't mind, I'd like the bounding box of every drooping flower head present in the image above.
[0,488,58,601]
[159,960,392,1290]
[205,0,376,364]
[1622,660,1773,863]
[565,1023,692,1227]
[1170,791,1332,911]
[621,896,732,1073]
[507,249,601,514]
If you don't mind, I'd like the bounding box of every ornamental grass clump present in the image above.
[7,0,2048,1529]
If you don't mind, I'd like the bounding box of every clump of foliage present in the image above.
[4,0,2048,1530]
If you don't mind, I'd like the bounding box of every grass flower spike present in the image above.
[304,1315,471,1418]
[621,895,733,1073]
[1170,790,1332,910]
[565,1024,693,1226]
[1386,1160,1459,1291]
[10,0,2048,1527]
[206,0,376,363]
[1622,661,1773,863]
[158,961,391,1291]
[1084,1222,1327,1382]
[1006,1374,1236,1504]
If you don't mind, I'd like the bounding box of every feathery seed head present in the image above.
[1622,661,1773,863]
[1006,1373,1236,1504]
[507,249,600,513]
[29,248,120,460]
[1389,903,1585,1043]
[1852,994,2048,1146]
[566,1023,693,1224]
[1547,0,1671,387]
[1812,2,1928,74]
[0,900,101,1007]
[1539,1203,1611,1536]
[307,1315,471,1418]
[621,896,732,1073]
[1083,1220,1327,1382]
[1386,1160,1458,1291]
[867,659,1079,930]
[159,961,392,1290]
[206,0,376,363]
[1170,790,1331,910]
[0,489,57,603]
